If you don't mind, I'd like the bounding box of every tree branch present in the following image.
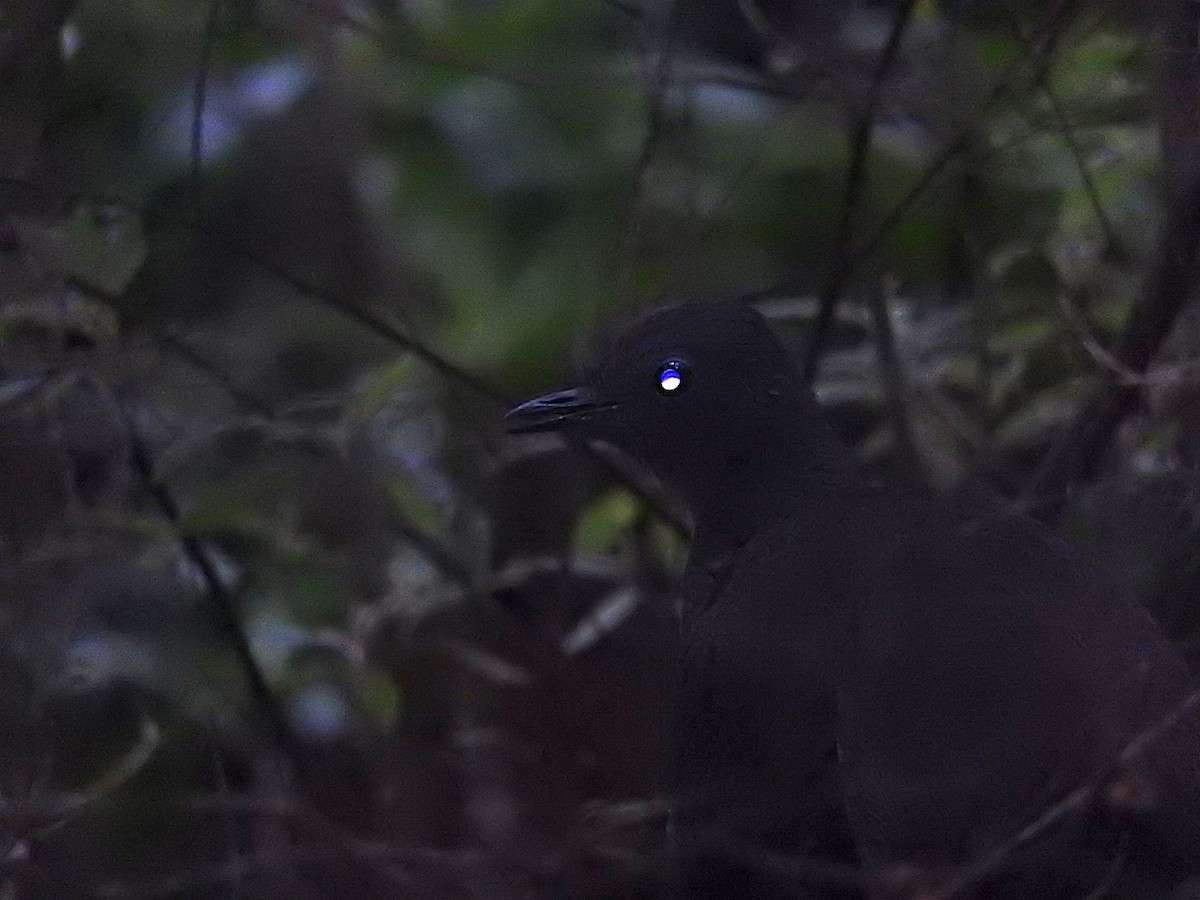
[801,0,918,383]
[1020,173,1200,514]
[120,409,310,787]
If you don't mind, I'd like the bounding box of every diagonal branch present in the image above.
[800,0,918,383]
[755,0,1082,369]
[614,0,679,306]
[173,214,511,404]
[1019,0,1200,515]
[191,0,222,192]
[156,331,274,416]
[0,171,691,536]
[999,7,1124,259]
[1020,172,1200,514]
[937,684,1200,898]
[182,217,690,532]
[120,408,310,788]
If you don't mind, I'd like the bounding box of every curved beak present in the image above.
[505,387,612,434]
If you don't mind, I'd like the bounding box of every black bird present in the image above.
[506,300,1200,899]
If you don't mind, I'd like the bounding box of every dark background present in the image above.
[3,0,1200,897]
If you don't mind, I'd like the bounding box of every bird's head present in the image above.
[506,300,827,510]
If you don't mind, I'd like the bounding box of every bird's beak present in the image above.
[505,387,612,434]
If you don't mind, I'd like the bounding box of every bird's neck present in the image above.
[683,408,868,551]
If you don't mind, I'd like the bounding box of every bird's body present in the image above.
[507,300,1200,898]
[671,475,870,898]
[844,489,1200,895]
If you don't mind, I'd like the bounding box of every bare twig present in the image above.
[1054,292,1146,386]
[850,0,1080,264]
[1018,1,1200,514]
[385,506,477,589]
[705,672,1200,899]
[613,0,678,307]
[177,220,691,532]
[800,0,918,383]
[191,0,221,191]
[120,408,308,786]
[1021,172,1200,514]
[7,720,164,843]
[156,332,274,416]
[866,278,922,479]
[937,684,1200,898]
[182,792,476,869]
[1000,8,1124,258]
[755,0,1083,368]
[153,335,491,586]
[0,174,691,541]
[1036,86,1121,256]
[171,216,509,404]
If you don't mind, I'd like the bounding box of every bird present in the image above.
[505,299,1200,899]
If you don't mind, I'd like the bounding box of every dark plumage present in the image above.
[506,300,1200,899]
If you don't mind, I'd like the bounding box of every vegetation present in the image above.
[2,0,1198,896]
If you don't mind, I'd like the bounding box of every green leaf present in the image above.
[573,488,639,553]
[358,668,402,729]
[14,205,147,296]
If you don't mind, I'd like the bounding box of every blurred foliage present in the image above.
[1,0,1199,897]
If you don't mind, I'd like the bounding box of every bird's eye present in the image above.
[657,360,686,394]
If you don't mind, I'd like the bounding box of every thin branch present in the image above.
[152,334,485,585]
[755,0,1082,360]
[857,0,1081,265]
[1054,291,1147,386]
[613,0,678,307]
[663,61,827,103]
[800,0,918,383]
[1018,0,1200,514]
[170,214,509,404]
[156,332,274,416]
[1038,84,1122,253]
[860,4,1075,253]
[184,218,691,532]
[1000,8,1124,259]
[119,408,309,787]
[8,720,164,842]
[385,507,477,589]
[736,0,790,55]
[0,169,691,538]
[1020,171,1200,514]
[936,684,1200,898]
[191,0,222,192]
[575,439,690,536]
[866,278,922,479]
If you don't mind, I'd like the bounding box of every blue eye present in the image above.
[657,361,686,394]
